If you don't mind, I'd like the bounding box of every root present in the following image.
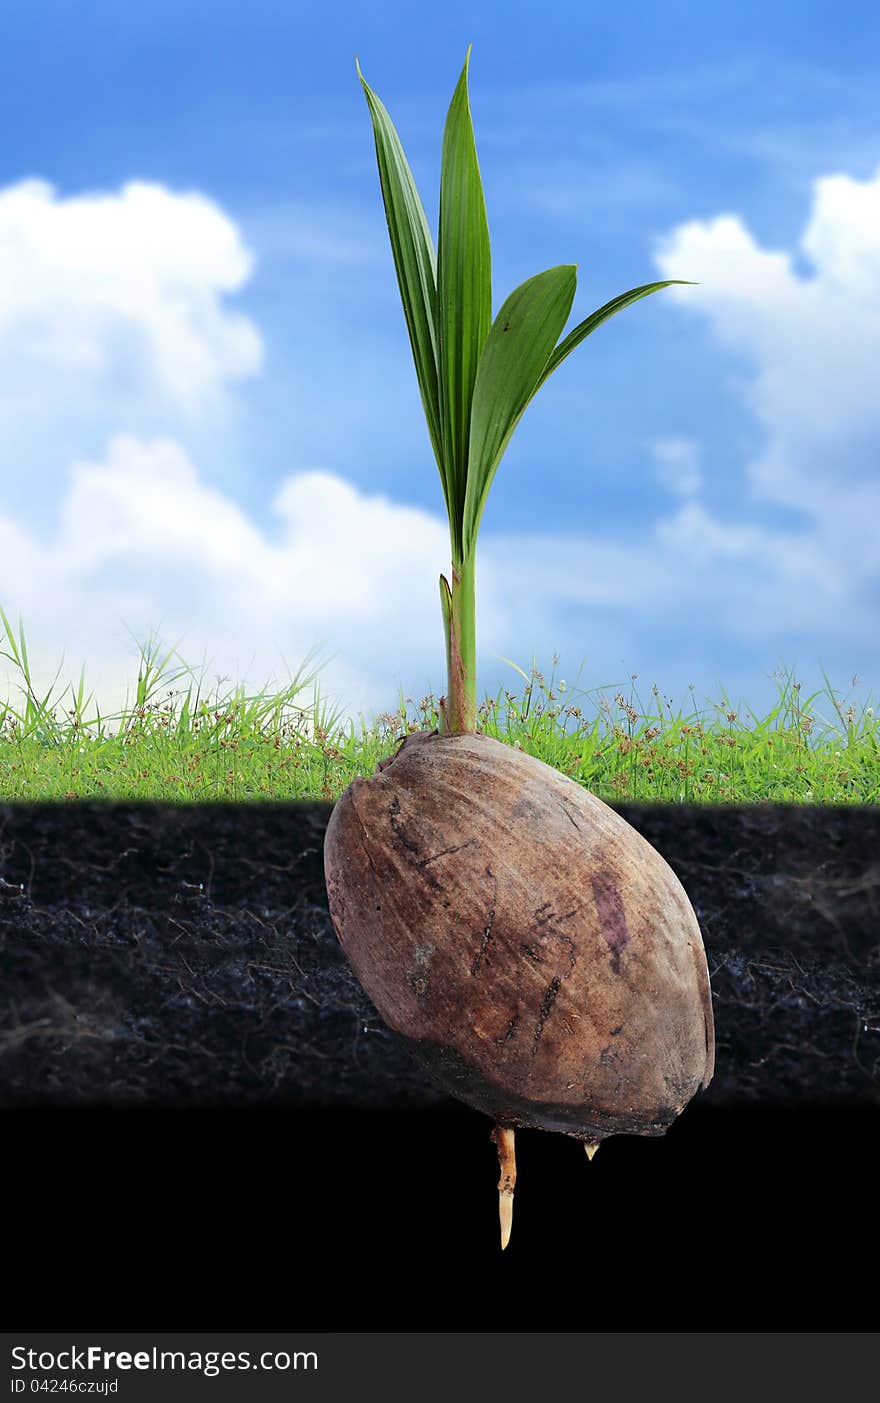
[492,1124,517,1250]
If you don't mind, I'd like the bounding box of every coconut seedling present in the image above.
[324,50,714,1248]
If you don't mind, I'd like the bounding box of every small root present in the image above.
[584,1142,600,1162]
[491,1124,517,1250]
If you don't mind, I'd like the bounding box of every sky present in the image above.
[1,0,879,724]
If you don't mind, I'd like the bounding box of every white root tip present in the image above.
[584,1142,600,1162]
[492,1124,517,1251]
[499,1191,513,1250]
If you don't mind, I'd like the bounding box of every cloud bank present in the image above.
[653,164,880,592]
[0,178,262,421]
[3,162,880,720]
[0,426,867,724]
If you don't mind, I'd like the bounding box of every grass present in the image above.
[1,617,878,804]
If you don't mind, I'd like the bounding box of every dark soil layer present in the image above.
[1,801,878,1107]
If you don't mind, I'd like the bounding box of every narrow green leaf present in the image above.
[534,279,696,393]
[439,572,453,720]
[356,61,445,495]
[439,571,453,642]
[438,48,492,551]
[462,265,577,555]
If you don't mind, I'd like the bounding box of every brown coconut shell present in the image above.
[324,730,714,1142]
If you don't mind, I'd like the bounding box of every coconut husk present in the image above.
[325,730,714,1143]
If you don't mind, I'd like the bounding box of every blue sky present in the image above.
[1,1,879,721]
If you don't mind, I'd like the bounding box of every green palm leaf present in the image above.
[356,60,446,501]
[437,47,492,553]
[534,279,696,393]
[462,265,577,555]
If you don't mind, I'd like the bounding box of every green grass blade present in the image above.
[356,60,445,497]
[18,616,30,679]
[462,265,577,555]
[438,48,492,550]
[534,279,696,392]
[0,606,23,668]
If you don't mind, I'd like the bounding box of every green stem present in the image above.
[443,552,477,733]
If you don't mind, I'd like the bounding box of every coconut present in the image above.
[325,730,714,1149]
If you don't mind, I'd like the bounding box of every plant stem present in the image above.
[445,552,477,733]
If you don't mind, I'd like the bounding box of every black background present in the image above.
[8,1104,875,1331]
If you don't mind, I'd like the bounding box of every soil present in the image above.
[1,800,878,1108]
[4,798,878,1332]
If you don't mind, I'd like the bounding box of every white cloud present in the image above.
[0,436,456,721]
[0,178,262,420]
[0,434,867,728]
[653,165,880,580]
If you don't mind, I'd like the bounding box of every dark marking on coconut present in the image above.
[532,975,561,1055]
[527,905,578,978]
[388,795,420,855]
[528,924,577,977]
[497,1012,520,1045]
[559,799,581,831]
[387,794,443,889]
[591,872,630,974]
[418,839,475,868]
[534,905,577,929]
[471,873,497,976]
